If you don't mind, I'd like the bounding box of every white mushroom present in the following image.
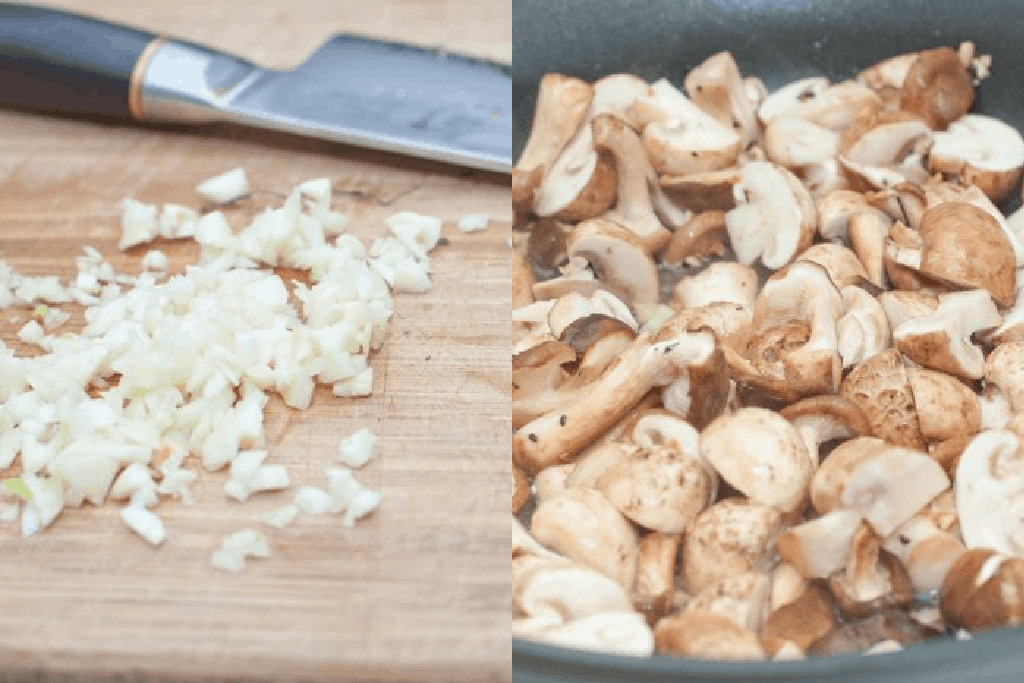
[533,125,618,221]
[777,509,865,579]
[836,285,891,369]
[681,499,783,593]
[566,219,659,312]
[725,161,816,269]
[672,261,758,313]
[929,114,1024,203]
[764,116,840,169]
[758,77,882,130]
[955,430,1024,557]
[684,51,759,147]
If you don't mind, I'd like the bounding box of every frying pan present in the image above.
[513,0,1024,680]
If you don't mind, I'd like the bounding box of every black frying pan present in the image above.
[513,1,1024,680]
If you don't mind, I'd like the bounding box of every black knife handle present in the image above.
[0,3,156,118]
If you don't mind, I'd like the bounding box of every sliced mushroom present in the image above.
[514,517,565,561]
[780,395,872,448]
[929,114,1024,203]
[630,79,743,174]
[877,290,939,331]
[658,211,728,267]
[513,331,715,473]
[828,524,913,619]
[659,168,741,213]
[858,52,919,93]
[816,190,871,242]
[840,349,925,448]
[672,261,759,313]
[701,407,811,513]
[530,487,638,588]
[725,161,816,269]
[514,559,634,620]
[533,125,618,221]
[900,46,975,130]
[771,562,808,612]
[654,610,766,661]
[531,258,599,302]
[840,111,932,167]
[682,499,783,593]
[883,516,965,593]
[634,532,680,616]
[686,572,771,633]
[940,548,1024,632]
[758,77,882,131]
[566,219,659,311]
[906,366,981,445]
[985,342,1024,414]
[955,429,1024,557]
[893,290,1001,381]
[796,244,870,289]
[590,73,649,124]
[684,51,759,147]
[921,178,1024,267]
[867,182,928,229]
[516,74,594,182]
[836,285,891,369]
[777,509,865,579]
[848,209,892,289]
[764,116,840,169]
[762,584,837,656]
[533,611,655,657]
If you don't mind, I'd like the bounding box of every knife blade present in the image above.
[0,3,512,174]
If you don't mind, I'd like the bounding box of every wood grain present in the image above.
[0,1,511,681]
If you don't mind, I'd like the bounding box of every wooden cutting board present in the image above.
[0,1,511,681]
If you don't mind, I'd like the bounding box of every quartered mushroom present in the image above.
[921,179,1024,267]
[883,516,965,593]
[725,161,816,269]
[685,572,771,633]
[848,209,892,288]
[672,261,758,312]
[827,524,914,619]
[985,341,1024,414]
[780,395,872,465]
[659,168,741,213]
[566,219,660,311]
[758,77,882,131]
[777,509,865,579]
[905,366,982,445]
[900,46,975,130]
[929,114,1024,203]
[838,111,932,191]
[682,499,783,594]
[836,285,891,369]
[654,610,766,661]
[533,124,618,222]
[840,349,925,448]
[634,532,681,615]
[940,549,1024,632]
[589,73,650,124]
[515,559,634,622]
[955,429,1024,557]
[762,584,837,656]
[684,51,760,147]
[658,211,728,267]
[764,116,840,169]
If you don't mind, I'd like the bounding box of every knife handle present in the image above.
[0,3,157,118]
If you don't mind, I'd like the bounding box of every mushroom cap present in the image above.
[597,445,714,533]
[940,548,1024,632]
[564,440,632,490]
[684,51,759,147]
[906,366,981,444]
[779,395,872,445]
[514,560,634,620]
[534,126,619,221]
[661,302,752,348]
[894,290,1002,380]
[884,516,966,593]
[900,46,975,130]
[836,285,892,369]
[797,244,870,289]
[701,407,811,513]
[762,585,837,655]
[921,178,1024,267]
[686,572,772,633]
[810,436,888,514]
[566,219,660,312]
[631,412,701,456]
[917,202,1016,309]
[777,509,865,579]
[682,499,783,593]
[840,348,925,448]
[654,610,766,660]
[726,161,815,270]
[929,114,1024,203]
[658,211,728,267]
[539,611,656,657]
[840,111,932,167]
[764,116,840,168]
[673,261,758,312]
[660,168,741,213]
[858,52,919,92]
[985,341,1024,414]
[516,73,594,177]
[530,487,639,588]
[955,429,1024,557]
[513,465,530,515]
[631,79,743,175]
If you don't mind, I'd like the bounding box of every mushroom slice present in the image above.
[893,290,1001,381]
[533,125,618,221]
[514,560,634,620]
[900,46,975,130]
[533,611,655,657]
[590,114,675,252]
[530,487,638,588]
[762,585,837,656]
[597,444,714,534]
[686,572,771,633]
[840,349,925,448]
[828,525,913,619]
[758,77,882,130]
[634,532,680,616]
[516,74,594,182]
[672,261,758,313]
[836,285,891,370]
[681,499,783,593]
[700,407,811,513]
[684,51,759,147]
[810,437,888,514]
[817,190,874,241]
[929,114,1024,203]
[858,52,918,93]
[513,331,715,473]
[906,366,981,445]
[659,168,741,213]
[883,516,965,593]
[955,429,1024,557]
[877,290,939,331]
[867,182,928,229]
[848,209,892,289]
[940,549,1024,633]
[985,342,1024,414]
[590,73,650,124]
[630,79,743,174]
[726,161,816,269]
[654,610,766,661]
[922,178,1024,267]
[797,244,869,289]
[777,510,865,580]
[916,202,1017,308]
[780,395,872,447]
[512,339,577,429]
[531,257,599,301]
[840,113,932,169]
[566,219,659,312]
[764,116,840,169]
[657,211,728,268]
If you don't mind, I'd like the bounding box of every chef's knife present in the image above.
[0,3,512,174]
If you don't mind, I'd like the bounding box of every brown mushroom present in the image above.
[684,51,759,147]
[533,125,618,222]
[848,209,892,289]
[884,516,966,593]
[633,532,680,617]
[686,572,772,633]
[758,77,882,131]
[777,509,865,579]
[941,549,1024,632]
[658,211,728,268]
[654,610,766,661]
[659,168,741,213]
[809,611,938,656]
[672,261,758,313]
[828,524,914,619]
[836,285,892,370]
[566,219,659,311]
[929,114,1024,203]
[900,46,975,130]
[905,366,981,444]
[840,349,925,448]
[514,465,530,515]
[515,74,594,194]
[682,499,783,594]
[762,584,837,655]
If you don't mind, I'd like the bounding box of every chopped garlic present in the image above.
[121,506,166,546]
[119,198,159,250]
[224,450,290,502]
[17,320,44,345]
[295,486,335,515]
[41,307,70,330]
[158,204,198,239]
[337,428,376,468]
[262,504,299,529]
[386,212,443,259]
[457,212,490,232]
[141,250,170,273]
[210,528,271,572]
[196,168,250,204]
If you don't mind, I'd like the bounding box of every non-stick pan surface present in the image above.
[513,1,1024,680]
